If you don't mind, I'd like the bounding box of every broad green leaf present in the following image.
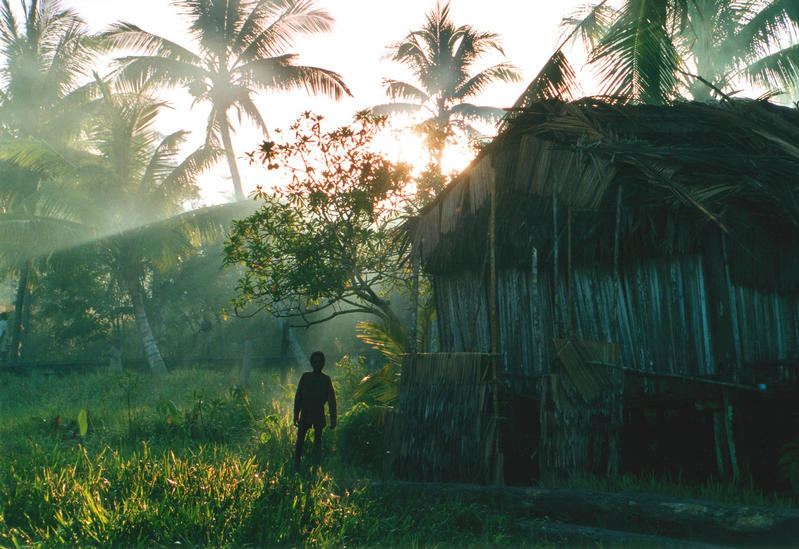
[77,409,88,437]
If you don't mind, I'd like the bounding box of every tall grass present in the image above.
[2,363,793,547]
[0,365,529,547]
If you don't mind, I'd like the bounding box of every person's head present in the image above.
[310,351,325,372]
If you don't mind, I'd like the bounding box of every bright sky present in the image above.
[62,0,590,203]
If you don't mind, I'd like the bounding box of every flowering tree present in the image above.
[224,112,414,334]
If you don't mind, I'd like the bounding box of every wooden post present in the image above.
[489,170,503,485]
[723,388,740,483]
[553,192,559,337]
[721,234,742,380]
[567,203,574,335]
[241,339,253,388]
[410,241,420,354]
[613,184,623,342]
[608,183,624,476]
[713,409,727,480]
[532,248,543,373]
[704,230,740,482]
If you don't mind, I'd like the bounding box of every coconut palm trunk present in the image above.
[127,276,167,375]
[10,261,29,364]
[219,116,244,201]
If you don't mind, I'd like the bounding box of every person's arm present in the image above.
[328,377,337,429]
[293,375,304,426]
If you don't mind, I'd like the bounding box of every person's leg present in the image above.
[295,424,310,467]
[312,425,323,465]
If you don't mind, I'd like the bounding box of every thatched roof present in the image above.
[413,98,799,293]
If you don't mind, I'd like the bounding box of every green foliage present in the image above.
[334,402,390,470]
[0,367,536,547]
[353,320,405,407]
[547,0,799,104]
[330,354,369,411]
[136,386,256,444]
[3,366,795,546]
[225,111,414,330]
[77,409,89,437]
[103,0,350,200]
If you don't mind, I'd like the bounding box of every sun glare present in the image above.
[373,120,482,176]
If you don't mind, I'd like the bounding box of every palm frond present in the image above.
[453,62,521,100]
[560,1,615,51]
[744,42,799,94]
[729,0,799,62]
[238,56,350,98]
[589,0,682,104]
[0,139,74,177]
[355,320,404,368]
[383,78,429,103]
[140,129,191,187]
[99,22,201,62]
[234,0,335,65]
[163,143,224,193]
[368,102,424,117]
[511,49,580,110]
[352,364,400,406]
[448,103,506,123]
[112,55,208,91]
[0,0,19,47]
[0,212,94,263]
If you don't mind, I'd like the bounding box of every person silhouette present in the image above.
[293,351,337,467]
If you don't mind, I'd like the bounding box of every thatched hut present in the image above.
[399,98,799,485]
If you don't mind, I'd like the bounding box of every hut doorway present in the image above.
[501,388,540,485]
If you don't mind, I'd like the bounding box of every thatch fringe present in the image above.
[388,353,499,483]
[414,98,799,294]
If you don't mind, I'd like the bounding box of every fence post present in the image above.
[241,340,253,388]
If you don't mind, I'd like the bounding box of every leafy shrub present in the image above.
[330,355,368,410]
[335,402,388,469]
[142,387,256,443]
[253,412,295,470]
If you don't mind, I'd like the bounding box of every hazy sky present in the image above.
[61,0,590,202]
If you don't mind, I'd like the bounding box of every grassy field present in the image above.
[0,363,527,547]
[0,361,793,547]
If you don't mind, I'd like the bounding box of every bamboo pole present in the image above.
[410,241,420,355]
[489,171,503,486]
[532,248,543,373]
[553,192,559,337]
[723,388,740,483]
[613,185,623,341]
[721,234,742,380]
[567,204,574,335]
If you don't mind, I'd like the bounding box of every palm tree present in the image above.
[371,1,520,167]
[516,0,799,107]
[0,76,227,374]
[0,0,95,363]
[80,77,225,374]
[102,0,351,201]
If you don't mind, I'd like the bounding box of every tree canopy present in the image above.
[103,0,351,201]
[371,1,520,166]
[224,111,414,333]
[515,0,799,107]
